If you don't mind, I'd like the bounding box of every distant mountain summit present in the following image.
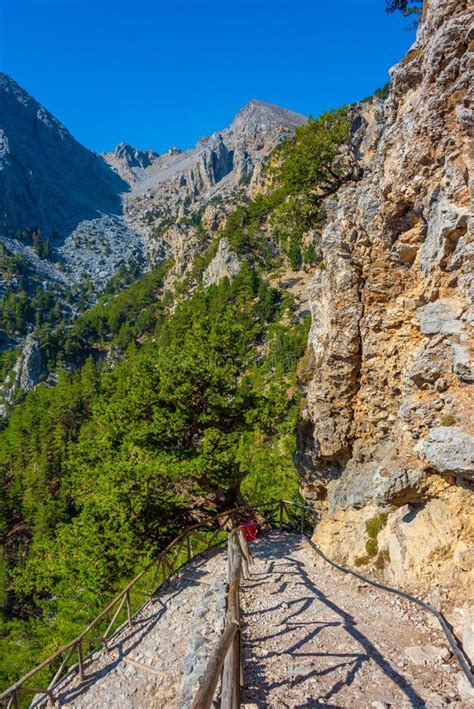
[118,99,307,275]
[229,99,307,141]
[0,73,128,240]
[102,143,160,184]
[0,76,306,296]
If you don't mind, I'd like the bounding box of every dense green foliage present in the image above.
[269,107,352,265]
[0,244,64,342]
[0,261,309,685]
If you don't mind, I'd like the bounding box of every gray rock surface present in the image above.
[420,194,470,276]
[101,143,160,184]
[122,100,307,276]
[417,299,463,336]
[406,344,444,387]
[45,548,228,708]
[452,344,474,383]
[202,238,241,287]
[421,427,474,475]
[0,72,127,240]
[59,214,145,286]
[0,334,41,416]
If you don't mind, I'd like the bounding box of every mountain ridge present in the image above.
[0,77,306,286]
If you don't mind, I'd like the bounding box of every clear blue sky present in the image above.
[0,0,416,154]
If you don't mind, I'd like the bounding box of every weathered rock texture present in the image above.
[202,238,241,287]
[0,73,128,240]
[0,334,41,416]
[101,143,160,184]
[0,79,305,302]
[297,0,473,597]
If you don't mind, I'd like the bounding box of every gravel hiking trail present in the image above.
[32,532,471,708]
[241,533,469,708]
[39,548,228,709]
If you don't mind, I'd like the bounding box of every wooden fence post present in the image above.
[125,591,133,626]
[77,640,85,682]
[300,507,305,535]
[279,500,283,531]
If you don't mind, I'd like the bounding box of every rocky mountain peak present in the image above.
[102,143,160,183]
[228,99,306,142]
[0,75,127,241]
[122,99,308,277]
[0,72,70,141]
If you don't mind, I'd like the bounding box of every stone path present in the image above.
[42,547,228,709]
[241,533,470,708]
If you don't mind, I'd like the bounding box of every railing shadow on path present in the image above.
[50,545,222,707]
[241,534,426,708]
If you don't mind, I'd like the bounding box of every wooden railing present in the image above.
[191,499,316,709]
[192,526,253,709]
[0,507,252,709]
[9,497,468,706]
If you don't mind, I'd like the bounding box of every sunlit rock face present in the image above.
[118,99,307,277]
[297,0,473,595]
[0,73,306,290]
[0,334,41,417]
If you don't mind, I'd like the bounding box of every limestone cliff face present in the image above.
[298,0,473,596]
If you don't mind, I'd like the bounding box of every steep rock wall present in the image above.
[298,0,473,597]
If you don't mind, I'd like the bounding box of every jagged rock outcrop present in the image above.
[297,0,473,595]
[102,143,160,184]
[0,334,41,416]
[202,238,241,287]
[0,79,306,365]
[0,80,306,337]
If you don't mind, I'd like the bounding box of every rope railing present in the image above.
[272,499,474,689]
[0,506,253,709]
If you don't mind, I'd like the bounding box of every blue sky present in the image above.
[0,1,416,154]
